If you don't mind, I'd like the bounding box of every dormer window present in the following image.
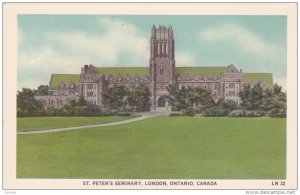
[117,74,122,82]
[108,74,114,81]
[59,81,65,89]
[126,74,131,81]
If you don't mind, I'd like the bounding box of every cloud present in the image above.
[18,17,149,90]
[176,52,197,67]
[18,47,90,90]
[199,23,283,59]
[50,17,149,66]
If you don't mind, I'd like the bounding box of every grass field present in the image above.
[17,116,134,132]
[17,116,286,179]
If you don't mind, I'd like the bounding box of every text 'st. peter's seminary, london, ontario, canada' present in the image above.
[35,25,273,112]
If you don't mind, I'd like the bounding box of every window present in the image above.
[87,92,93,97]
[160,66,164,75]
[229,91,235,96]
[157,42,160,55]
[229,83,235,88]
[87,84,93,89]
[165,43,168,54]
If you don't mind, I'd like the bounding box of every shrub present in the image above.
[228,110,246,117]
[116,112,131,116]
[245,110,263,117]
[169,111,186,116]
[202,107,230,117]
[169,111,185,116]
[228,110,263,117]
[268,108,286,118]
[182,109,195,116]
[169,110,195,117]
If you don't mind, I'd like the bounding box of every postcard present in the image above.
[3,2,297,190]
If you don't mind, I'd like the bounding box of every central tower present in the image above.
[149,25,175,110]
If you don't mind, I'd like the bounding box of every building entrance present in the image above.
[157,96,166,107]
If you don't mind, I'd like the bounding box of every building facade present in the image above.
[35,25,273,111]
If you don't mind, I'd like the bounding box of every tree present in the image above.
[216,99,238,110]
[77,96,87,106]
[102,85,129,110]
[239,82,264,110]
[128,84,151,112]
[186,86,215,109]
[166,85,214,111]
[166,85,191,111]
[36,85,49,96]
[239,82,286,117]
[273,83,282,95]
[17,88,44,116]
[260,83,286,117]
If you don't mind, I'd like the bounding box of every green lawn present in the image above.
[17,116,134,132]
[17,116,286,179]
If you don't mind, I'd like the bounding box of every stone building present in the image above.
[35,25,273,111]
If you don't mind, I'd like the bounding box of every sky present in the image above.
[18,15,287,90]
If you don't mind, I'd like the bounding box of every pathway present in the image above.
[17,115,153,135]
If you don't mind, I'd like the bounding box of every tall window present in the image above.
[165,42,168,54]
[229,91,236,96]
[229,83,235,88]
[87,92,93,97]
[157,42,160,55]
[160,66,164,75]
[87,84,93,89]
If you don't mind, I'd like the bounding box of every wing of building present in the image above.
[35,25,273,112]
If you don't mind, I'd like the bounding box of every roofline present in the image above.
[244,72,273,74]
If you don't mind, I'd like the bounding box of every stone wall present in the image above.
[35,95,79,109]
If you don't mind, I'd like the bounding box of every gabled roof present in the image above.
[175,67,227,76]
[96,67,149,77]
[50,74,80,89]
[244,73,273,86]
[48,67,273,88]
